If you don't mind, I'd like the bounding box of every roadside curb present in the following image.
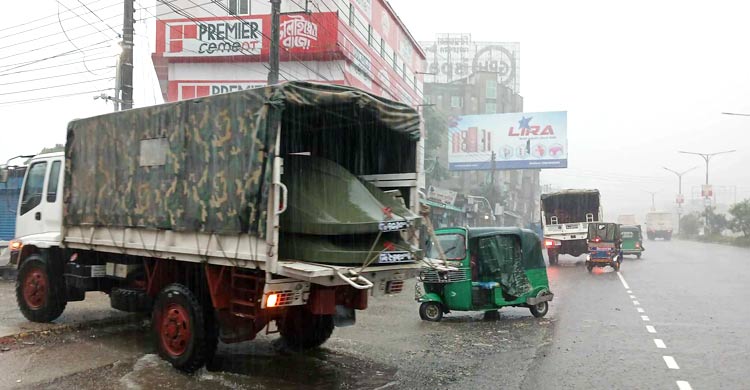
[0,313,146,347]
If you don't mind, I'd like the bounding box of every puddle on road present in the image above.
[107,340,397,390]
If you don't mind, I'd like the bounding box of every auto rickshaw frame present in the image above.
[619,224,644,259]
[416,227,553,321]
[585,222,623,272]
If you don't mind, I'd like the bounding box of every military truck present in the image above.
[3,82,424,372]
[540,189,602,265]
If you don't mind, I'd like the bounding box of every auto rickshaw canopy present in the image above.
[588,223,620,242]
[466,227,545,297]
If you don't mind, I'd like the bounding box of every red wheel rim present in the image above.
[160,303,191,357]
[23,267,47,309]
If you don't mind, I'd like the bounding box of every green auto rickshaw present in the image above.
[620,224,644,259]
[416,227,554,321]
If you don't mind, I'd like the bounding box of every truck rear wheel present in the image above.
[152,283,217,373]
[16,255,67,323]
[279,307,334,350]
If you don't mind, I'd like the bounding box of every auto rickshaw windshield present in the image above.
[426,234,466,260]
[588,223,618,241]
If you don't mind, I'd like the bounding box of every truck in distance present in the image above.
[540,189,602,265]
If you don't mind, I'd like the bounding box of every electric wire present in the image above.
[75,0,121,37]
[0,88,114,106]
[0,66,114,86]
[0,77,113,97]
[0,0,110,33]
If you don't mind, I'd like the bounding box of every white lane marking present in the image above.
[641,315,650,321]
[626,290,632,293]
[617,271,630,289]
[654,339,667,349]
[637,308,645,313]
[629,295,637,299]
[663,356,680,369]
[646,325,657,333]
[633,300,640,305]
[676,381,693,390]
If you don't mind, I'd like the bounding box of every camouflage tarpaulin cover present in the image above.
[64,81,420,236]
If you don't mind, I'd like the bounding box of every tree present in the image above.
[729,199,750,237]
[422,106,450,186]
[703,207,728,236]
[40,144,64,154]
[680,213,701,237]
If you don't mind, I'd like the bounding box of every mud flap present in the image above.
[333,305,356,327]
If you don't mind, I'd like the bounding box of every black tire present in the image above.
[279,307,335,350]
[16,255,67,323]
[483,309,500,321]
[111,287,153,313]
[613,261,621,271]
[636,254,642,259]
[586,264,593,273]
[547,249,558,266]
[152,283,217,373]
[530,301,549,318]
[419,301,444,322]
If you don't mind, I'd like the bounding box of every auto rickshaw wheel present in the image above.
[530,301,549,318]
[613,261,621,271]
[636,254,642,259]
[419,301,443,322]
[586,263,593,273]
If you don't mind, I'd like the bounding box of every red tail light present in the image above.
[635,242,641,248]
[593,237,601,243]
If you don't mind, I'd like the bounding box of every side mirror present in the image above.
[0,167,8,183]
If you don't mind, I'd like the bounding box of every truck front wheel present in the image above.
[547,249,559,266]
[152,283,217,373]
[16,255,67,323]
[279,307,334,350]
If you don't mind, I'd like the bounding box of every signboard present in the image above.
[173,81,266,100]
[701,184,713,198]
[448,111,568,170]
[421,34,520,92]
[156,12,338,59]
[427,186,458,206]
[676,194,685,204]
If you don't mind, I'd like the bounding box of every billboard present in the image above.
[421,34,520,93]
[448,111,567,170]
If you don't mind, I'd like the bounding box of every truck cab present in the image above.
[9,152,64,262]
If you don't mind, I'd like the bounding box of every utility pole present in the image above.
[663,166,697,235]
[645,191,658,211]
[267,0,281,85]
[489,151,498,225]
[679,150,736,235]
[120,0,135,110]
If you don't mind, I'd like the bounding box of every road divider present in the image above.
[654,339,666,349]
[663,356,680,369]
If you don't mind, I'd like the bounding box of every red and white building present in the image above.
[152,0,426,105]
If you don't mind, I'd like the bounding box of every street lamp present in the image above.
[678,150,736,234]
[643,190,659,211]
[663,166,697,235]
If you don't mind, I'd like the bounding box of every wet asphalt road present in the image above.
[1,239,748,389]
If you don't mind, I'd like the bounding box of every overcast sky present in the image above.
[0,1,748,220]
[390,0,750,218]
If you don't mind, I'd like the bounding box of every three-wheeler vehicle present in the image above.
[620,224,644,259]
[416,227,553,321]
[585,223,623,272]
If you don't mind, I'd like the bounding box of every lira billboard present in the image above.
[448,111,567,170]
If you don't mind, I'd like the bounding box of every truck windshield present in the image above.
[426,234,466,260]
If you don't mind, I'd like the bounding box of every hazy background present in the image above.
[1,0,748,219]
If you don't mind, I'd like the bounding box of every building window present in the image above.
[402,63,407,80]
[228,0,250,15]
[392,50,397,69]
[486,80,497,99]
[450,96,463,108]
[424,95,432,105]
[367,26,373,46]
[485,102,497,114]
[349,4,355,27]
[380,38,386,57]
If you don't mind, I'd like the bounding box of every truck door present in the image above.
[15,160,48,238]
[41,159,63,233]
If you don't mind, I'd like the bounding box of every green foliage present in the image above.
[40,144,65,154]
[423,107,449,185]
[679,213,701,237]
[729,199,750,237]
[702,207,727,236]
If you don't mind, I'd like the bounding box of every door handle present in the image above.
[35,212,41,220]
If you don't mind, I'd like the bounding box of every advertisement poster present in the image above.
[448,111,568,170]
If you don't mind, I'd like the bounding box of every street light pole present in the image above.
[678,150,736,235]
[663,166,697,235]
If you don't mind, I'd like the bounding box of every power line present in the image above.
[0,88,113,106]
[0,0,111,34]
[56,1,116,77]
[0,1,122,41]
[0,77,113,97]
[0,55,115,77]
[0,28,118,62]
[75,0,121,37]
[0,14,121,52]
[0,40,111,73]
[0,66,114,86]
